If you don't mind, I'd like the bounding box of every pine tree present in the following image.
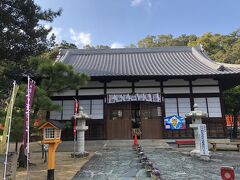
[0,0,61,102]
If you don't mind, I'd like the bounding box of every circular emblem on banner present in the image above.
[171,117,178,128]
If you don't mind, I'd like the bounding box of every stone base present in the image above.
[190,149,201,157]
[190,149,210,161]
[71,151,89,158]
[199,155,210,161]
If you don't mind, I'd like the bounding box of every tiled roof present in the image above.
[57,46,240,77]
[48,120,65,129]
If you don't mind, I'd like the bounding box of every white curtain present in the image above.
[207,97,222,117]
[165,98,178,117]
[91,99,104,119]
[62,100,74,120]
[178,98,191,118]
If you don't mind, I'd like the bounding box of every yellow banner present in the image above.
[0,82,19,154]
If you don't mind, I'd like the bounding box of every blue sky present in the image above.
[35,0,240,48]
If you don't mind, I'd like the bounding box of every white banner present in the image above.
[197,124,209,156]
[107,93,161,103]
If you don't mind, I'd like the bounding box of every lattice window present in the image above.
[44,128,55,139]
[79,99,104,119]
[165,98,191,117]
[165,98,178,117]
[92,99,104,119]
[207,97,222,117]
[194,97,222,117]
[62,100,74,120]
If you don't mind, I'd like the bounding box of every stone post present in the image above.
[76,119,87,153]
[186,104,209,159]
[72,107,90,158]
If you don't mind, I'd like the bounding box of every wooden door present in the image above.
[140,102,163,139]
[106,103,131,139]
[141,119,162,139]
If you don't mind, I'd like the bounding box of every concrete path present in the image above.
[72,140,170,180]
[73,147,148,180]
[72,140,240,180]
[57,139,171,152]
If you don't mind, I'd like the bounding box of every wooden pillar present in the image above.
[189,80,194,111]
[219,79,227,137]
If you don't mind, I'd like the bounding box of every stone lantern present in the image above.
[73,107,90,157]
[186,104,209,159]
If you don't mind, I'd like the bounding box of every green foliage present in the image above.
[83,44,95,49]
[0,55,89,141]
[0,0,61,103]
[137,30,240,64]
[224,86,240,114]
[224,86,240,137]
[188,31,240,64]
[37,40,78,60]
[29,56,90,95]
[95,45,111,49]
[83,44,111,49]
[127,44,137,48]
[58,40,78,49]
[65,121,73,129]
[0,0,61,63]
[138,34,197,48]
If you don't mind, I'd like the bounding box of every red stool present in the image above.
[221,166,235,180]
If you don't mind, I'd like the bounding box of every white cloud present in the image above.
[147,0,152,7]
[45,24,63,43]
[131,0,152,7]
[69,28,91,48]
[131,0,144,6]
[110,42,124,49]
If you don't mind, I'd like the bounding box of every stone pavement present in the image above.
[57,139,172,152]
[73,148,147,180]
[146,148,240,179]
[72,140,240,180]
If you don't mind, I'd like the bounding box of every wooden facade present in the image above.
[50,78,228,140]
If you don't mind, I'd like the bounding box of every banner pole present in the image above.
[74,131,76,161]
[26,76,30,180]
[73,99,78,161]
[3,81,16,180]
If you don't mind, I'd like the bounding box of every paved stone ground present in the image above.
[73,147,148,180]
[73,144,240,180]
[146,148,240,180]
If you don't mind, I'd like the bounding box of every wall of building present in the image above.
[50,78,225,139]
[50,78,222,120]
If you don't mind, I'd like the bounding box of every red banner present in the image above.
[73,99,79,139]
[23,78,36,148]
[226,114,240,127]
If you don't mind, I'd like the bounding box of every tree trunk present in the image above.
[17,144,27,168]
[15,140,18,153]
[232,112,238,138]
[42,144,44,159]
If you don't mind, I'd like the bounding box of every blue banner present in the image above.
[164,115,186,130]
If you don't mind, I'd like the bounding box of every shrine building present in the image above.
[49,46,240,140]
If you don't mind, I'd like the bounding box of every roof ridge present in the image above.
[216,62,240,68]
[61,46,192,55]
[191,46,230,72]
